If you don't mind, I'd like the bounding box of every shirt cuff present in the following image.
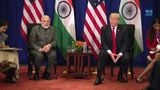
[119,52,123,56]
[107,50,112,54]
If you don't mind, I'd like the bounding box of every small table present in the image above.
[66,52,92,78]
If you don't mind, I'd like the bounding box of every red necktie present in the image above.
[112,27,116,54]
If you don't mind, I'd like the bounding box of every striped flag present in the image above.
[119,0,143,57]
[83,0,107,59]
[53,0,76,57]
[20,0,44,41]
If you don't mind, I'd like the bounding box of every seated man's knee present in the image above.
[34,52,44,60]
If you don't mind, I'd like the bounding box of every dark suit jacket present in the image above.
[29,25,56,51]
[101,24,128,54]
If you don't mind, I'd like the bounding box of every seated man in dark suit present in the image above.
[94,13,129,85]
[29,15,57,80]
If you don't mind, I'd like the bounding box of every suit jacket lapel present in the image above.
[116,25,121,37]
[115,25,121,46]
[39,25,47,41]
[107,26,113,45]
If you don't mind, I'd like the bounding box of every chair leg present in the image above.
[111,62,114,77]
[102,69,105,81]
[28,64,31,76]
[33,66,40,80]
[53,64,57,79]
[130,63,134,78]
[28,53,34,80]
[28,61,33,79]
[126,67,128,78]
[54,64,57,74]
[126,60,134,79]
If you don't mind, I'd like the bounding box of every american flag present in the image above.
[20,0,44,41]
[83,0,107,59]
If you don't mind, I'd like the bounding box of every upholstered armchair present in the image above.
[27,23,39,79]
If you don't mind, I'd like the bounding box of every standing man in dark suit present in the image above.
[94,13,129,85]
[30,15,57,80]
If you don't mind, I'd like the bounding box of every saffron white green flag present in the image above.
[119,0,143,57]
[54,0,76,57]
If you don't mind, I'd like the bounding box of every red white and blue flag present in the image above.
[83,0,107,59]
[20,0,44,41]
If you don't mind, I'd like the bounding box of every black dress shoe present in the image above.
[4,77,16,83]
[93,77,102,85]
[33,74,39,81]
[43,73,52,80]
[117,75,128,83]
[4,76,16,83]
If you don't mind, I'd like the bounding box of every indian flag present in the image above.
[53,0,76,57]
[119,0,143,57]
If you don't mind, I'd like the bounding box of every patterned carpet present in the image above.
[0,66,148,90]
